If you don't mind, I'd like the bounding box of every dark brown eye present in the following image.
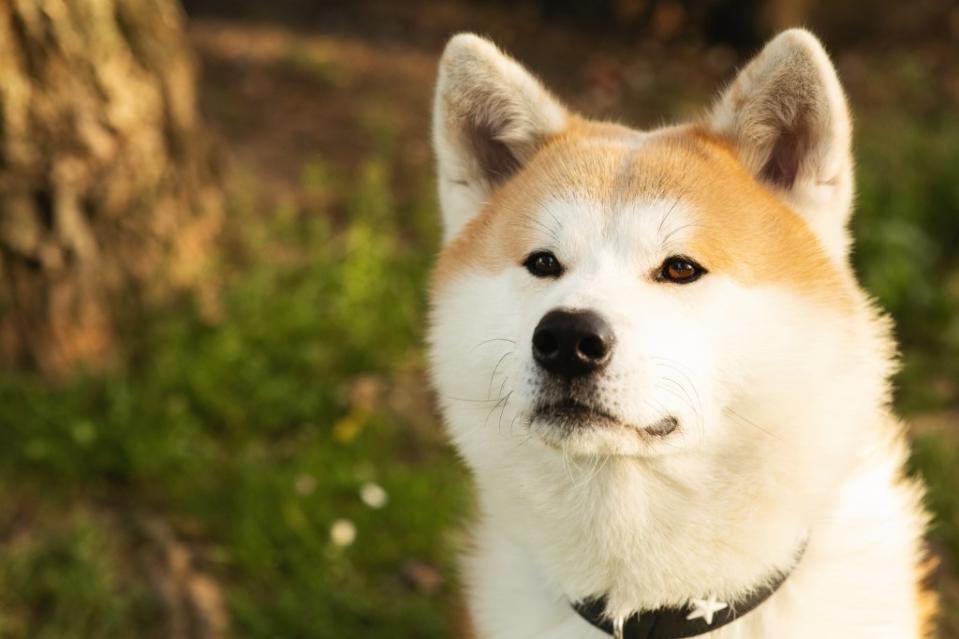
[660,256,705,284]
[523,251,564,278]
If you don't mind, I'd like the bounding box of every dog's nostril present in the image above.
[531,309,615,379]
[578,335,607,360]
[532,329,560,357]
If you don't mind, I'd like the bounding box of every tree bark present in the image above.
[0,0,222,377]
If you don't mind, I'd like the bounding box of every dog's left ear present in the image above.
[433,34,569,243]
[707,29,853,259]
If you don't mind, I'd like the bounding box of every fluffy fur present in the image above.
[428,31,934,638]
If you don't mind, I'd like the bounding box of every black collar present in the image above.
[571,542,807,639]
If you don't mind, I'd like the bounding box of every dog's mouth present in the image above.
[534,398,618,427]
[532,398,679,438]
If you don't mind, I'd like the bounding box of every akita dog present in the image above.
[427,30,936,638]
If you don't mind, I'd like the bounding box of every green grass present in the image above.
[0,156,466,638]
[0,115,956,637]
[854,115,959,414]
[0,509,161,638]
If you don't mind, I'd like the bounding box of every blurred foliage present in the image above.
[854,115,959,412]
[0,513,161,638]
[913,429,959,570]
[0,155,465,638]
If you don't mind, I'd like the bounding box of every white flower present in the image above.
[330,519,356,547]
[359,482,389,509]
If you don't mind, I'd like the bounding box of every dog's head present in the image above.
[428,32,891,469]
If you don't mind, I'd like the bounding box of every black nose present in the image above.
[532,309,615,379]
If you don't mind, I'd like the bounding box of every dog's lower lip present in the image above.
[534,401,678,437]
[534,397,619,424]
[537,399,610,420]
[645,416,679,436]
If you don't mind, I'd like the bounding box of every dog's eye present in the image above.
[523,251,564,278]
[659,256,706,284]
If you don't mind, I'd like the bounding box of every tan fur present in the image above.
[435,119,852,312]
[915,530,941,637]
[451,592,478,639]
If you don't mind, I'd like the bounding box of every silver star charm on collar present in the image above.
[685,595,729,625]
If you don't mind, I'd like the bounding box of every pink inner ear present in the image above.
[759,121,809,190]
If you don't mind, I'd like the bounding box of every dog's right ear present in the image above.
[433,34,568,242]
[706,29,853,260]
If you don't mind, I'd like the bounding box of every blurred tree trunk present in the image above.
[0,0,222,377]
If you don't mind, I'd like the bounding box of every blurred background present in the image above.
[0,0,957,637]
